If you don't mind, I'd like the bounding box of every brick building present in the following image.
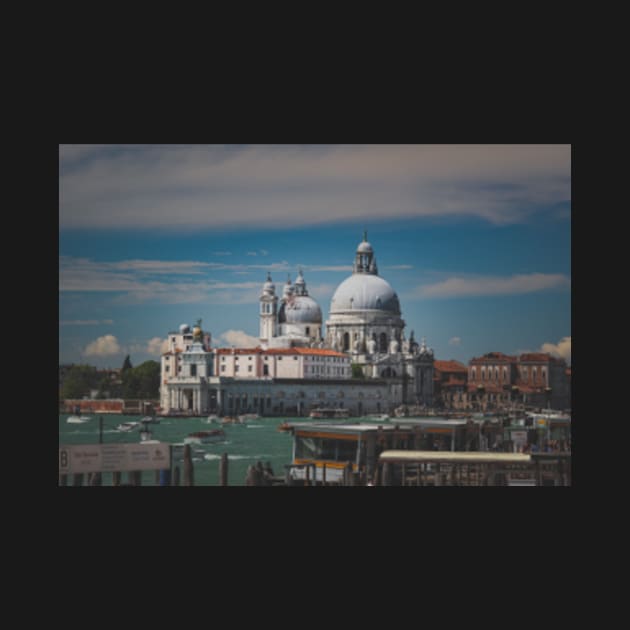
[433,360,469,410]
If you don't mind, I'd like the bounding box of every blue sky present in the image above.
[59,144,571,368]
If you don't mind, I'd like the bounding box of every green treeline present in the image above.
[60,359,160,400]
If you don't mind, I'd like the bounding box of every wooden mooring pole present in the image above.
[183,444,194,486]
[219,452,229,486]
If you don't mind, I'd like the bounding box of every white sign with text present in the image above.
[59,443,171,474]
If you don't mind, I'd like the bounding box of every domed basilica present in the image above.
[259,232,434,406]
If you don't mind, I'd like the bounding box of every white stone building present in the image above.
[326,233,434,406]
[160,233,435,416]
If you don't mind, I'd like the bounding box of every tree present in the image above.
[351,363,364,379]
[61,365,100,399]
[121,355,133,371]
[122,360,160,399]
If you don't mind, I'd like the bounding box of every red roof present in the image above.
[519,352,553,362]
[214,347,348,358]
[470,352,517,364]
[434,360,467,373]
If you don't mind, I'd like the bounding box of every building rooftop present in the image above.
[434,360,468,373]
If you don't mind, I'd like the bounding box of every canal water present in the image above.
[59,414,360,486]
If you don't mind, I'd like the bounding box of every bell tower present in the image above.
[259,272,278,342]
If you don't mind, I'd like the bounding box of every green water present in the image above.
[59,414,325,486]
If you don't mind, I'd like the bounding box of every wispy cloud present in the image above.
[60,319,114,326]
[213,251,232,256]
[412,273,570,299]
[146,337,169,356]
[59,144,571,230]
[449,337,462,346]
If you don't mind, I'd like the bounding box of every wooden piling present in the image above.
[112,471,121,486]
[322,463,326,486]
[219,453,229,486]
[154,470,161,486]
[89,472,102,486]
[172,466,180,486]
[382,462,390,486]
[73,473,84,486]
[183,444,194,486]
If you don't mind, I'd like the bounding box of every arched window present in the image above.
[379,332,388,352]
[343,332,350,351]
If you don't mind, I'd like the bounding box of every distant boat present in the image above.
[309,408,349,419]
[184,429,227,445]
[67,415,91,424]
[204,414,219,424]
[238,413,259,423]
[139,415,160,424]
[116,421,140,432]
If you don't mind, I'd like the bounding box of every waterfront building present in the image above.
[467,351,570,411]
[433,360,469,410]
[325,233,434,406]
[160,233,434,416]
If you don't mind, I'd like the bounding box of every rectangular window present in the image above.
[235,365,239,372]
[165,366,170,372]
[190,364,197,377]
[221,356,226,361]
[294,356,298,360]
[248,365,253,372]
[221,365,225,372]
[278,357,282,361]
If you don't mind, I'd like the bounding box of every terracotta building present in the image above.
[433,360,469,410]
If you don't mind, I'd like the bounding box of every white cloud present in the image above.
[213,251,232,256]
[218,330,260,348]
[59,144,571,230]
[414,273,570,299]
[84,334,122,357]
[259,249,269,256]
[147,337,170,356]
[449,337,462,346]
[540,336,571,364]
[246,251,258,256]
[384,264,414,270]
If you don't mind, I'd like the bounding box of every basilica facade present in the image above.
[160,233,434,416]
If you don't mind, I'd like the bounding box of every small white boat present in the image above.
[67,415,91,424]
[204,414,219,424]
[117,421,140,432]
[183,429,227,445]
[238,413,259,423]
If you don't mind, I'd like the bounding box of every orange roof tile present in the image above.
[434,360,467,373]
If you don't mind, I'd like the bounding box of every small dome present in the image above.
[357,240,373,253]
[285,295,322,324]
[179,324,190,333]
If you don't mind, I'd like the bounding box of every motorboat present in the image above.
[205,414,219,424]
[67,415,91,424]
[238,413,259,423]
[116,421,140,432]
[183,429,227,445]
[139,415,160,424]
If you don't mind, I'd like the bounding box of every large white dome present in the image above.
[330,274,401,315]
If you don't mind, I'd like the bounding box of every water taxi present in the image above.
[183,429,227,445]
[67,415,91,424]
